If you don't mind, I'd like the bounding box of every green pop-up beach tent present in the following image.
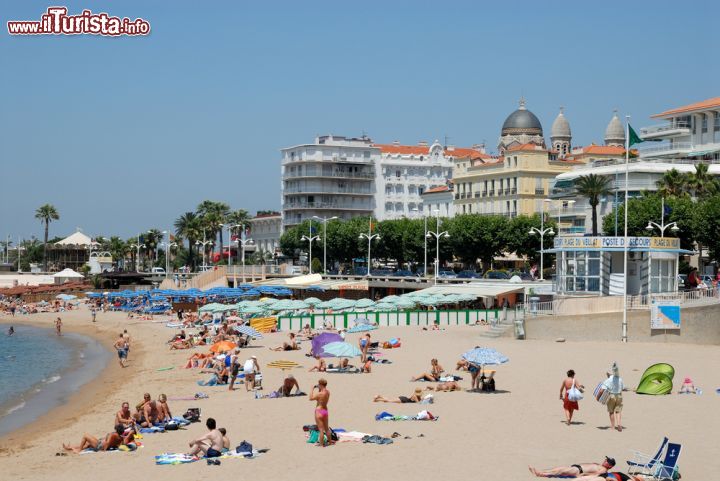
[636,363,675,395]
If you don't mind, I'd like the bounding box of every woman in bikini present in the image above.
[373,388,424,403]
[411,358,444,382]
[62,424,133,454]
[310,379,332,447]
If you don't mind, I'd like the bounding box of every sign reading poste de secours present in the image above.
[553,236,680,250]
[7,7,150,36]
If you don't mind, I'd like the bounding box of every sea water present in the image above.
[0,323,110,436]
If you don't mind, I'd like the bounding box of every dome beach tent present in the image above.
[636,363,675,395]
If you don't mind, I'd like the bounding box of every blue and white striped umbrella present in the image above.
[234,324,263,339]
[461,347,509,366]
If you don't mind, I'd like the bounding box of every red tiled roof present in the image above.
[652,97,720,118]
[506,143,547,152]
[374,143,491,160]
[253,212,281,219]
[424,185,451,194]
[574,145,626,155]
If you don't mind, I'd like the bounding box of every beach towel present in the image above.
[375,411,438,421]
[326,368,361,374]
[154,450,265,465]
[139,426,165,433]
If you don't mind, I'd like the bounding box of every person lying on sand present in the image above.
[426,381,461,392]
[574,475,642,481]
[411,358,444,382]
[373,388,424,403]
[529,457,616,478]
[270,332,299,351]
[63,424,134,453]
[309,356,326,372]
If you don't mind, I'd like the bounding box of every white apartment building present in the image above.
[281,135,378,229]
[248,213,282,253]
[420,182,455,217]
[373,140,458,220]
[550,97,720,235]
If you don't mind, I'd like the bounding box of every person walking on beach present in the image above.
[359,333,371,363]
[560,369,584,425]
[243,355,260,392]
[55,317,62,336]
[91,307,97,322]
[310,378,332,447]
[601,362,624,432]
[114,333,128,368]
[123,329,131,359]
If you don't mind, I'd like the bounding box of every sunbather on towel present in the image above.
[574,474,642,481]
[270,332,299,351]
[187,418,224,459]
[62,424,134,453]
[373,388,423,403]
[280,374,301,396]
[529,457,616,478]
[426,381,461,392]
[411,358,444,382]
[308,356,326,372]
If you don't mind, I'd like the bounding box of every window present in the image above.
[560,251,601,293]
[396,170,401,178]
[715,113,720,132]
[651,258,676,293]
[364,150,371,158]
[702,116,708,133]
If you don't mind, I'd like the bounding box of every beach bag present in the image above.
[593,382,610,405]
[236,440,253,454]
[164,421,179,431]
[183,407,201,422]
[568,380,583,402]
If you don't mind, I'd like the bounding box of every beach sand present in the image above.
[0,307,718,480]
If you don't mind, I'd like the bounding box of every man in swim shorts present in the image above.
[280,374,300,397]
[310,378,332,446]
[187,417,224,458]
[529,457,615,477]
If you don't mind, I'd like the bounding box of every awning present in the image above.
[544,247,694,254]
[413,284,523,300]
[687,146,720,157]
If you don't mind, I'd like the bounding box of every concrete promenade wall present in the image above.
[524,303,720,345]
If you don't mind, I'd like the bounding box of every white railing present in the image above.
[638,142,693,156]
[640,122,690,136]
[627,287,719,309]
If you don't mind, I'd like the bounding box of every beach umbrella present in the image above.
[347,324,377,333]
[226,315,242,322]
[56,294,77,301]
[240,305,266,314]
[461,347,509,366]
[234,325,264,339]
[373,302,395,311]
[209,340,237,353]
[304,297,323,306]
[311,332,343,357]
[394,298,416,309]
[380,295,401,303]
[322,341,362,358]
[354,298,376,309]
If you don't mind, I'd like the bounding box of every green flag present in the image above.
[628,124,644,146]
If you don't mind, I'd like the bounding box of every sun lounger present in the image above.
[627,437,669,475]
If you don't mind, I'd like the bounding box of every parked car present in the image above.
[483,270,510,280]
[394,269,418,277]
[438,270,457,278]
[150,267,166,275]
[457,270,481,279]
[509,271,534,281]
[371,268,394,277]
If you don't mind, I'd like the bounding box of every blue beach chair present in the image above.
[627,437,669,475]
[651,442,682,480]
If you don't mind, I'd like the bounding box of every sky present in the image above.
[1,0,718,241]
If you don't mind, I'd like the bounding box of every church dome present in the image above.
[605,110,625,146]
[501,98,543,135]
[551,108,571,139]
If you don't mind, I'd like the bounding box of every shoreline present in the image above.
[0,312,138,454]
[0,325,110,436]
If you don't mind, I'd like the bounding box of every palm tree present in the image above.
[144,229,164,268]
[575,174,612,236]
[35,204,60,272]
[108,237,127,270]
[687,163,717,198]
[174,212,201,270]
[656,168,689,198]
[197,201,231,253]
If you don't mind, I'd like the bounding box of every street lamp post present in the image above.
[129,241,146,272]
[220,223,243,283]
[528,203,555,281]
[312,216,337,274]
[236,237,254,282]
[300,221,320,274]
[358,218,380,277]
[645,197,680,238]
[195,239,214,270]
[425,209,449,285]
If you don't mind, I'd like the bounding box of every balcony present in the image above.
[481,191,487,197]
[284,187,373,195]
[488,190,495,196]
[640,121,691,140]
[284,202,372,211]
[454,193,460,200]
[535,188,545,195]
[638,142,693,158]
[474,192,481,198]
[283,171,375,180]
[510,187,517,195]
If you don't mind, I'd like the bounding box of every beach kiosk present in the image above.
[548,236,690,296]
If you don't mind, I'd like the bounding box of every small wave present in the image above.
[6,401,26,415]
[44,375,61,384]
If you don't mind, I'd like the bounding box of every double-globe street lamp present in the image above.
[528,205,554,281]
[426,209,449,284]
[645,197,679,238]
[358,219,380,277]
[301,222,321,275]
[312,215,337,274]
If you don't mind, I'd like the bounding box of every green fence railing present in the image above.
[276,309,502,331]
